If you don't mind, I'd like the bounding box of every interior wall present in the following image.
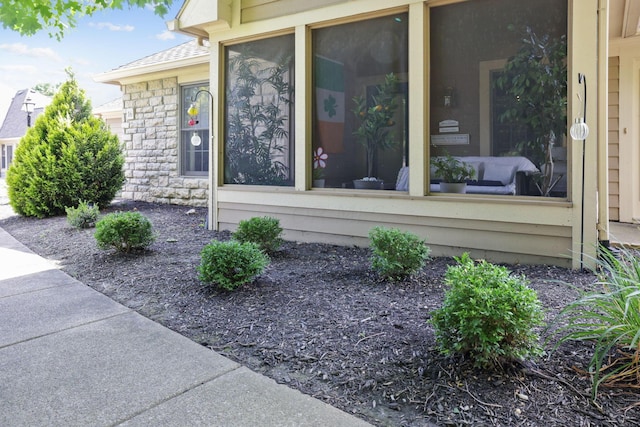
[429,0,567,157]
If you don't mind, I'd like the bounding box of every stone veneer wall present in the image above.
[120,78,208,207]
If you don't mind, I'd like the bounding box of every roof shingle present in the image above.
[107,39,209,73]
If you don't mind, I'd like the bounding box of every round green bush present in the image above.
[94,211,155,253]
[232,216,283,254]
[368,226,430,280]
[430,253,544,368]
[198,240,269,291]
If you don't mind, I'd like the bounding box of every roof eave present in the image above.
[166,18,230,40]
[93,54,209,85]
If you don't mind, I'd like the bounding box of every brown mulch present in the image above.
[1,200,639,426]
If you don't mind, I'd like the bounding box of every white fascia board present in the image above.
[93,54,209,85]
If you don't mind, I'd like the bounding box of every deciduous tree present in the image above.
[0,0,173,39]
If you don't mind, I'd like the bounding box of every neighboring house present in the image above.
[0,89,50,176]
[96,0,615,269]
[93,97,125,142]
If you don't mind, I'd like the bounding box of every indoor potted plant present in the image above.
[430,153,476,193]
[352,73,399,189]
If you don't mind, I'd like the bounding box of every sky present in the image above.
[0,2,191,123]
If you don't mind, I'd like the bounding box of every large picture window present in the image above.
[181,84,209,176]
[312,13,408,190]
[430,0,568,197]
[224,34,295,186]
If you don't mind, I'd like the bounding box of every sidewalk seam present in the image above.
[0,280,72,300]
[110,364,244,426]
[0,309,133,350]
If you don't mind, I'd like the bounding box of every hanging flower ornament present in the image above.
[187,103,199,126]
[187,103,201,145]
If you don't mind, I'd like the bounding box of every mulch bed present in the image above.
[1,200,639,426]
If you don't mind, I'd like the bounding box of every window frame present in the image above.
[427,0,569,199]
[180,82,210,177]
[221,33,296,187]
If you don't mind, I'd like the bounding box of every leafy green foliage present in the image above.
[0,0,172,40]
[33,83,62,97]
[65,200,100,229]
[232,216,283,254]
[368,226,430,281]
[198,240,270,291]
[352,73,399,178]
[94,211,155,253]
[225,38,293,185]
[494,26,567,196]
[549,246,640,399]
[6,75,124,218]
[430,153,476,183]
[430,253,544,368]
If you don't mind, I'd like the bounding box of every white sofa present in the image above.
[395,156,539,195]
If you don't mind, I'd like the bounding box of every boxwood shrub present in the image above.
[198,240,269,291]
[94,211,155,253]
[430,253,544,368]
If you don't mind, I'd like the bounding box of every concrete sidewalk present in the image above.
[0,226,371,426]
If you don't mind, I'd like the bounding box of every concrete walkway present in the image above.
[0,226,371,426]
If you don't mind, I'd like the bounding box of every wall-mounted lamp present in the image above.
[443,86,454,108]
[569,73,588,270]
[23,96,35,127]
[187,89,214,146]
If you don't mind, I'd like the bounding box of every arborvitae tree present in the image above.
[7,75,124,217]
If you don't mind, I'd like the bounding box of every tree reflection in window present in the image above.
[224,35,295,186]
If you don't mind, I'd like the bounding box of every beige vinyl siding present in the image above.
[201,0,600,269]
[242,0,345,22]
[216,189,574,267]
[608,56,620,221]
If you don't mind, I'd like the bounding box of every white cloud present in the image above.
[72,57,92,66]
[0,43,62,62]
[89,22,135,32]
[0,64,40,74]
[156,30,175,41]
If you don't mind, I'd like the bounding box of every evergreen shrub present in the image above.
[232,216,283,254]
[198,240,269,291]
[94,211,155,253]
[6,74,124,218]
[430,253,544,368]
[368,226,430,280]
[65,200,99,228]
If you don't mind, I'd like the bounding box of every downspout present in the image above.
[597,0,610,248]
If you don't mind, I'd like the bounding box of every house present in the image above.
[93,97,125,142]
[96,0,616,269]
[0,89,50,176]
[96,39,210,206]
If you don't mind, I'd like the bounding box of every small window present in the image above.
[224,34,295,186]
[181,84,210,176]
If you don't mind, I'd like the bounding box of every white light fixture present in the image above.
[570,117,589,141]
[190,132,202,146]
